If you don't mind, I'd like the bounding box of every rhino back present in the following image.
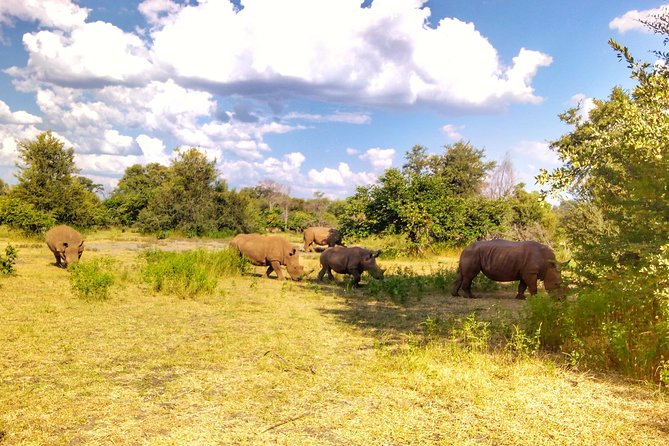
[474,240,552,281]
[46,225,83,248]
[321,246,364,273]
[306,227,331,244]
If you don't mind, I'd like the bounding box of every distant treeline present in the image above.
[0,132,560,251]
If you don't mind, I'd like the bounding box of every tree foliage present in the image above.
[10,131,108,227]
[339,142,503,252]
[536,23,669,381]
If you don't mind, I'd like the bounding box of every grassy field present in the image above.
[1,229,668,445]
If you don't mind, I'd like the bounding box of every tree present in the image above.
[484,153,517,199]
[137,148,218,235]
[535,20,669,381]
[430,141,496,196]
[337,143,504,252]
[105,163,169,226]
[11,131,107,227]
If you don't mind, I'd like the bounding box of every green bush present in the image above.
[366,266,456,304]
[0,197,56,235]
[524,281,669,381]
[141,248,248,298]
[0,244,18,275]
[69,258,115,300]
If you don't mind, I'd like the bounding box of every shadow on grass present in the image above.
[304,270,526,345]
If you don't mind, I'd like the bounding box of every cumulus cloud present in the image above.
[308,162,377,188]
[0,0,88,32]
[7,0,552,111]
[0,100,41,125]
[0,0,554,196]
[359,147,395,170]
[609,6,668,33]
[284,111,372,124]
[569,93,597,123]
[441,124,463,140]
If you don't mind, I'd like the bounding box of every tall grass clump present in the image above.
[524,271,669,382]
[69,257,116,300]
[141,248,247,298]
[366,266,457,304]
[0,244,18,275]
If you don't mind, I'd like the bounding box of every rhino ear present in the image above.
[289,247,297,256]
[373,250,381,258]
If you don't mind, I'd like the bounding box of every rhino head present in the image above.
[362,250,385,280]
[60,240,85,268]
[545,259,569,297]
[285,247,306,280]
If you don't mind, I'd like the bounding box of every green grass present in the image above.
[0,228,667,445]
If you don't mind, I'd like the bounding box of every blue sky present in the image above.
[0,0,665,199]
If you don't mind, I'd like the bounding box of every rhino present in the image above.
[45,225,85,268]
[230,233,306,280]
[451,239,564,299]
[303,226,343,252]
[318,246,385,286]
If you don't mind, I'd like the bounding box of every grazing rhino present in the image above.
[318,246,385,286]
[45,225,85,268]
[230,233,306,280]
[303,226,343,252]
[451,239,564,299]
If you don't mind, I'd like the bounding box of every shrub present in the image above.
[141,248,248,298]
[0,197,55,235]
[366,266,457,304]
[0,244,18,275]
[69,257,115,300]
[524,279,669,381]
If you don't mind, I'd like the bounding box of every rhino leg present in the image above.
[460,272,479,298]
[52,251,63,267]
[519,273,538,298]
[516,280,527,299]
[351,271,362,287]
[317,265,334,282]
[269,260,285,280]
[451,269,463,297]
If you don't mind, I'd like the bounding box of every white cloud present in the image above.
[359,147,395,170]
[284,111,372,124]
[0,100,41,125]
[1,0,555,195]
[609,6,668,33]
[137,134,171,165]
[15,21,153,86]
[9,0,551,111]
[511,140,561,189]
[441,124,463,140]
[308,162,377,188]
[0,0,89,32]
[569,93,597,123]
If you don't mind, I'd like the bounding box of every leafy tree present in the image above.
[105,163,169,226]
[535,21,669,381]
[0,179,8,195]
[338,143,503,252]
[11,131,108,227]
[430,141,496,196]
[137,148,218,235]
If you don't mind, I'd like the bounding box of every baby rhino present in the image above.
[46,225,85,268]
[318,246,385,286]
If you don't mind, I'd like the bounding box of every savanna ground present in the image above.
[0,229,668,445]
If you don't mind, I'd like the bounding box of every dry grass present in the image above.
[0,229,668,445]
